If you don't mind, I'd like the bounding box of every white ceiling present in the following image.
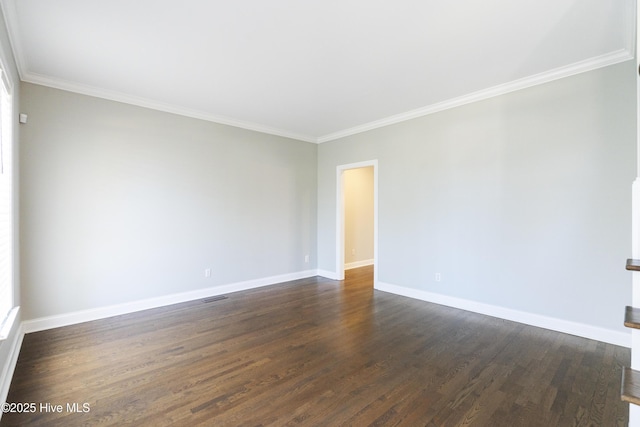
[0,0,635,143]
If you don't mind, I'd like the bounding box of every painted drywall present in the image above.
[19,83,317,320]
[344,167,374,267]
[318,61,636,334]
[0,1,21,407]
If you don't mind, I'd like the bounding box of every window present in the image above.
[0,69,14,339]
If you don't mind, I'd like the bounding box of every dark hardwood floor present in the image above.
[1,266,630,426]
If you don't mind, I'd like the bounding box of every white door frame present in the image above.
[336,160,378,285]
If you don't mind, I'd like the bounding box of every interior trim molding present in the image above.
[336,160,379,284]
[0,322,24,415]
[19,72,319,144]
[22,269,319,334]
[0,306,19,341]
[6,47,632,146]
[317,269,340,281]
[0,0,21,90]
[345,259,374,270]
[375,281,631,348]
[317,49,633,143]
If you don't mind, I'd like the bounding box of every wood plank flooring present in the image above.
[1,266,630,426]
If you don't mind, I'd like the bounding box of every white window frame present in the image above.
[0,67,15,341]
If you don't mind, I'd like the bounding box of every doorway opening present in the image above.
[336,160,378,286]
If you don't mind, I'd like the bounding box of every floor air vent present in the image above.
[203,295,228,303]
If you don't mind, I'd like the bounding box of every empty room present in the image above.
[0,0,639,426]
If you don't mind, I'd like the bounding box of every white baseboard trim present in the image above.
[317,269,340,280]
[375,281,631,348]
[22,269,319,334]
[345,259,374,270]
[0,322,24,414]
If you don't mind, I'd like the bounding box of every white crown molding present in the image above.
[1,0,634,146]
[624,0,637,58]
[317,49,634,143]
[25,47,631,146]
[21,71,319,144]
[17,47,634,145]
[376,281,631,348]
[0,0,23,85]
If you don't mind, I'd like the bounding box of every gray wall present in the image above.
[12,45,638,336]
[20,83,317,319]
[318,61,636,332]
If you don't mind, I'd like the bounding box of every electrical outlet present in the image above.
[351,248,356,255]
[304,254,309,263]
[435,273,441,282]
[205,268,211,278]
